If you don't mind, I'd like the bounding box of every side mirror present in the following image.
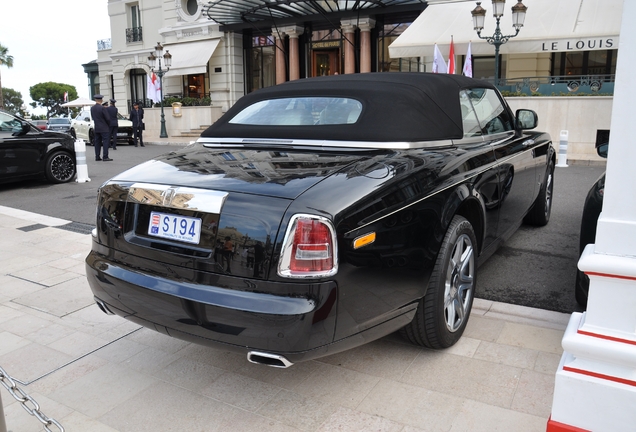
[84,117,90,122]
[595,130,609,158]
[516,109,538,130]
[596,142,608,158]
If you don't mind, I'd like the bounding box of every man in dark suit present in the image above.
[129,102,144,147]
[107,99,119,150]
[90,94,112,161]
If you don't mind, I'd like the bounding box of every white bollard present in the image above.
[74,139,91,183]
[556,130,569,167]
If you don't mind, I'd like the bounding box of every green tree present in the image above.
[29,82,78,118]
[1,87,25,116]
[0,43,14,109]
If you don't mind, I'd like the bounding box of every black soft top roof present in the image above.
[201,73,495,142]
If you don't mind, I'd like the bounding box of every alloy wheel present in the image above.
[443,233,474,333]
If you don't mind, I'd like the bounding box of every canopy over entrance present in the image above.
[164,39,221,76]
[203,0,429,30]
[389,0,623,58]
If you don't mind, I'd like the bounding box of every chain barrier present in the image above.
[0,366,64,432]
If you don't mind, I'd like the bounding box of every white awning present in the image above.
[164,39,221,76]
[389,0,623,59]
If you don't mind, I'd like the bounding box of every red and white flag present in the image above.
[147,72,161,103]
[432,44,447,74]
[448,37,455,74]
[463,42,473,78]
[63,91,68,102]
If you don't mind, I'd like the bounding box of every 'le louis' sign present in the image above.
[541,38,616,52]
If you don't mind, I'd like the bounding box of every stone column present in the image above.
[548,1,636,431]
[358,18,375,73]
[283,26,304,81]
[273,28,287,85]
[341,22,356,74]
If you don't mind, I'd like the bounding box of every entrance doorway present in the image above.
[313,49,340,76]
[129,69,147,108]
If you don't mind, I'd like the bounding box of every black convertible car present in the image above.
[86,73,555,367]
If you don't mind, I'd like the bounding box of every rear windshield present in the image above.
[228,97,363,126]
[49,118,70,124]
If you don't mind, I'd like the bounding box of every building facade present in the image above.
[390,0,622,95]
[95,0,427,118]
[90,0,621,158]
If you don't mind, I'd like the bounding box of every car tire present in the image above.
[88,129,94,145]
[401,215,477,349]
[45,151,76,183]
[575,269,589,309]
[524,159,555,226]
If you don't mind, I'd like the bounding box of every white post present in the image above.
[74,139,91,183]
[556,130,568,168]
[548,1,636,431]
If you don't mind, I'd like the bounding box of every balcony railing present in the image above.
[126,27,143,43]
[496,74,616,96]
[97,38,112,51]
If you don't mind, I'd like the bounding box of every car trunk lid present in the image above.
[111,144,366,199]
[96,144,367,280]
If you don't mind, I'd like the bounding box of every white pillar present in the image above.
[548,1,636,431]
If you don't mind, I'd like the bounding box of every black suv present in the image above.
[0,110,76,184]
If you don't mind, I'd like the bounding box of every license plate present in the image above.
[148,212,202,244]
[117,132,128,137]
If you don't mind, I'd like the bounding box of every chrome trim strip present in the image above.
[128,183,228,214]
[488,142,541,166]
[198,137,455,150]
[486,133,516,146]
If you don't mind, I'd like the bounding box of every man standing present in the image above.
[129,102,144,147]
[107,99,119,150]
[223,236,234,273]
[90,94,112,161]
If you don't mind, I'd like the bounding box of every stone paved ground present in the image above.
[0,206,568,432]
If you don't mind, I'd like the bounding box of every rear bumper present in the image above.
[85,249,414,363]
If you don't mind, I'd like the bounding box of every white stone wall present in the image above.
[209,32,245,112]
[506,96,612,164]
[104,0,226,115]
[142,105,225,139]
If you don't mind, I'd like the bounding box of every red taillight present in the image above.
[290,218,333,272]
[279,215,338,278]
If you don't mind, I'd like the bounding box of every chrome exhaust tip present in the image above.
[94,297,115,315]
[247,351,293,368]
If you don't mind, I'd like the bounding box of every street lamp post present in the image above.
[148,42,172,138]
[471,1,527,85]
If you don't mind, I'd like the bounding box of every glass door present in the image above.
[313,49,340,77]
